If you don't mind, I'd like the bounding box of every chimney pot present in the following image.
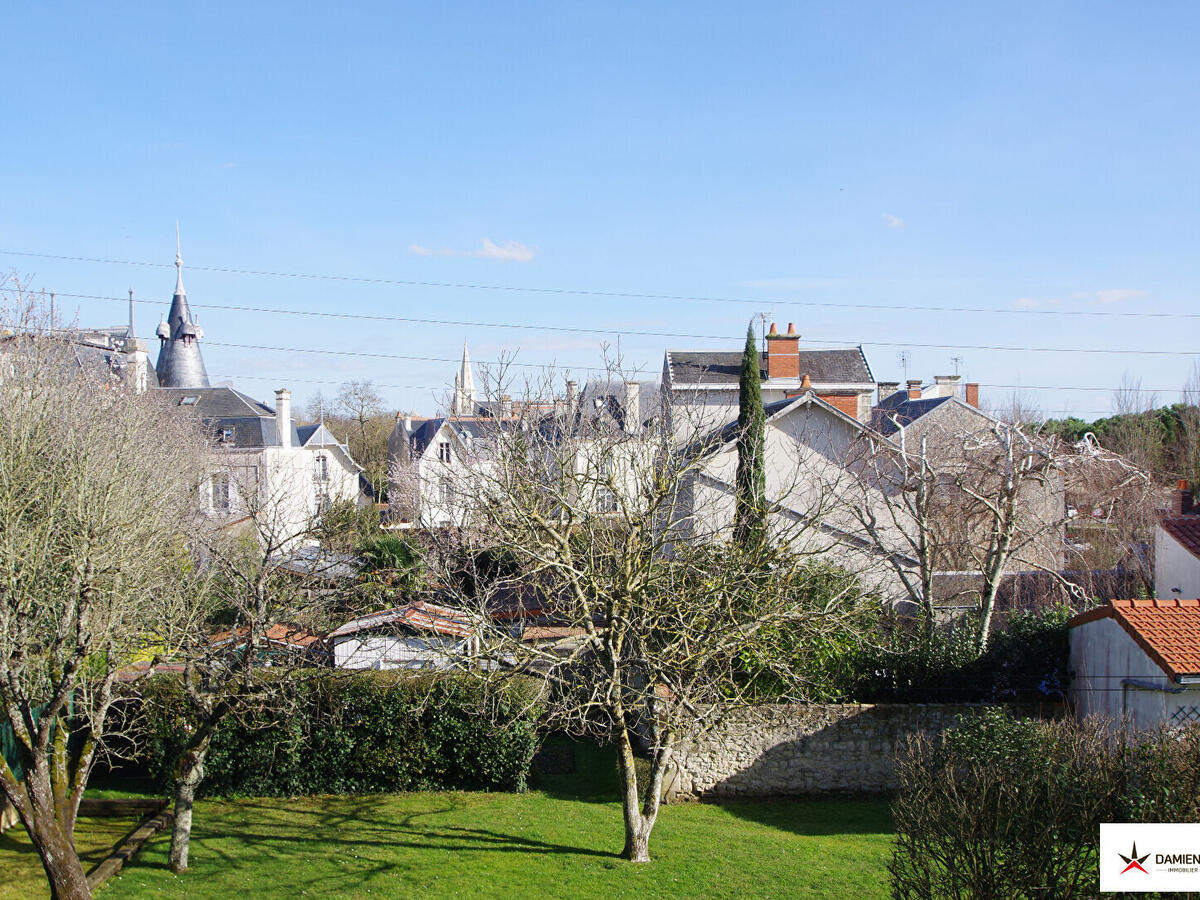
[764,323,801,380]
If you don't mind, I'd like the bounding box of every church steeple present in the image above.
[155,227,210,388]
[452,341,475,415]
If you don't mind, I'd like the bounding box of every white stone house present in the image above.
[1069,599,1200,730]
[328,601,475,670]
[165,385,365,543]
[675,391,918,600]
[1155,483,1200,601]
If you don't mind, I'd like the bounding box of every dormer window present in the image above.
[438,441,451,463]
[217,427,234,443]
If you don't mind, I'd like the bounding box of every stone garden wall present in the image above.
[663,702,1059,801]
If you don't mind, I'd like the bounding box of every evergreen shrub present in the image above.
[136,671,543,797]
[890,709,1200,899]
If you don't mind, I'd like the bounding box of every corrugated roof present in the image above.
[328,601,473,639]
[1161,517,1200,561]
[666,348,873,386]
[1069,598,1200,680]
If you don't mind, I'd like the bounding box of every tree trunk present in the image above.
[615,727,654,862]
[30,821,91,900]
[169,743,209,873]
[22,781,91,900]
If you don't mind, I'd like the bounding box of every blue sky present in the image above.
[3,2,1198,419]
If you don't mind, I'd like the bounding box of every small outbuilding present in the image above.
[1069,598,1200,730]
[328,601,474,670]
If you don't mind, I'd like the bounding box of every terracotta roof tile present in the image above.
[1070,598,1200,680]
[1161,516,1200,560]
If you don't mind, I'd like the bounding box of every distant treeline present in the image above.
[1042,402,1200,486]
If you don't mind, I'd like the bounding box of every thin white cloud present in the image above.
[408,238,537,263]
[881,213,905,229]
[1071,289,1149,304]
[1011,297,1042,310]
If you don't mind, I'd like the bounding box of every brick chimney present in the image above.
[765,322,800,380]
[964,383,979,408]
[275,388,292,449]
[1170,480,1196,517]
[877,381,901,402]
[906,379,922,400]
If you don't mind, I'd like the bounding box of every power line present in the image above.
[36,289,1200,359]
[5,246,1199,321]
[206,341,615,374]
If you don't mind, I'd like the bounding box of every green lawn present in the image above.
[100,794,891,900]
[0,816,140,900]
[2,744,895,899]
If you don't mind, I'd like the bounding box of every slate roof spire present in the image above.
[452,341,475,415]
[155,226,210,388]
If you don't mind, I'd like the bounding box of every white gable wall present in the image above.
[1069,616,1200,730]
[1155,525,1200,601]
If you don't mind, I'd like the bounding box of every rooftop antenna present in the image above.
[897,350,910,381]
[951,355,963,376]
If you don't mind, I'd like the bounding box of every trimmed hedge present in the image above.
[843,605,1071,703]
[137,671,544,797]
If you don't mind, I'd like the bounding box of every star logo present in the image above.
[1119,841,1150,875]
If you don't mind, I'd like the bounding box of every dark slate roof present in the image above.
[157,386,274,418]
[871,391,953,435]
[68,340,160,389]
[297,423,341,446]
[158,387,310,449]
[666,348,873,386]
[578,379,661,430]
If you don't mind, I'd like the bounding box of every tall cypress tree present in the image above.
[734,321,767,548]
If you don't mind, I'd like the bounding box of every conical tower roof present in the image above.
[155,228,210,388]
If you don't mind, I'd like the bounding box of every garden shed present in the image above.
[1069,598,1200,730]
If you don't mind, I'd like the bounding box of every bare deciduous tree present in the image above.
[0,283,206,900]
[159,463,339,873]
[425,363,869,863]
[844,416,1072,651]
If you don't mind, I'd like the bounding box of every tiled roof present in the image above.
[1069,598,1200,680]
[328,600,473,639]
[666,348,873,386]
[1161,516,1200,561]
[209,624,324,649]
